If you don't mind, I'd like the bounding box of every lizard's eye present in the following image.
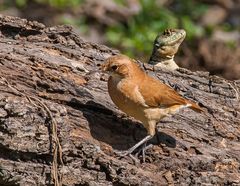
[111,65,118,71]
[164,29,171,36]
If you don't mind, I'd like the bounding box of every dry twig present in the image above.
[0,77,63,186]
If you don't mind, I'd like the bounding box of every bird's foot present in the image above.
[135,143,153,163]
[113,135,153,163]
[114,149,140,164]
[114,143,154,163]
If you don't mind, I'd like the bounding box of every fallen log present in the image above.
[0,15,239,185]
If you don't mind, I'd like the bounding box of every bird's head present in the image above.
[101,55,139,78]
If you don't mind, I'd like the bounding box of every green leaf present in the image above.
[16,0,27,7]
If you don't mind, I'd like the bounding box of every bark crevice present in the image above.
[0,15,239,186]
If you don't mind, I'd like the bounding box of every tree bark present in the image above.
[0,15,239,186]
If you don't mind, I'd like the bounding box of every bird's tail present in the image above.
[186,101,203,113]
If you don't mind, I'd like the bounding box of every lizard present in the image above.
[148,28,186,70]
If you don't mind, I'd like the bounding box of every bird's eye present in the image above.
[111,65,118,71]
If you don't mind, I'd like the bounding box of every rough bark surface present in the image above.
[0,15,240,186]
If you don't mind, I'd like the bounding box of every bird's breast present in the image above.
[108,76,146,122]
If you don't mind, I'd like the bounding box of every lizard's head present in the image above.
[102,54,139,78]
[153,29,186,58]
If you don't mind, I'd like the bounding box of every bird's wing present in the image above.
[117,78,150,108]
[139,75,188,107]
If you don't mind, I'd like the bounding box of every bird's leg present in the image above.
[115,135,153,157]
[142,143,154,162]
[142,142,147,162]
[134,121,156,161]
[134,142,147,161]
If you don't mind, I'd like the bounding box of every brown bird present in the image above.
[102,54,203,159]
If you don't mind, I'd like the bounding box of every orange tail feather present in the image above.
[188,101,203,113]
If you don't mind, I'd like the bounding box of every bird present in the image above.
[101,54,203,160]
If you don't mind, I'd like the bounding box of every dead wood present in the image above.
[0,15,239,186]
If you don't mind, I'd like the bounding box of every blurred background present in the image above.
[0,0,239,80]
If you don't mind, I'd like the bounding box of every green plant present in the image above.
[15,0,85,8]
[106,0,208,58]
[106,0,178,58]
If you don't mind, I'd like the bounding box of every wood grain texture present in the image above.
[0,15,239,185]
